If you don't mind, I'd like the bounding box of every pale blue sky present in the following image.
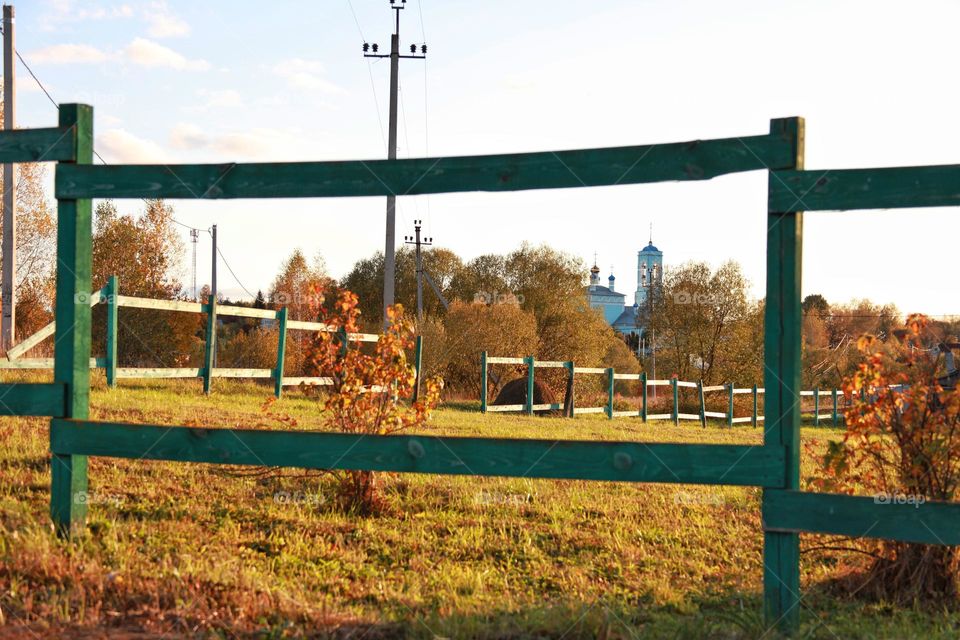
[16,0,960,315]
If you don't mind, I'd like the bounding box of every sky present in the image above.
[13,0,960,315]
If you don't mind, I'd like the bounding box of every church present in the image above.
[585,240,663,338]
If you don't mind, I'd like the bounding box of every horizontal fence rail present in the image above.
[763,490,960,546]
[51,419,788,487]
[0,126,77,163]
[56,133,797,201]
[0,383,67,417]
[1,282,396,397]
[770,164,960,212]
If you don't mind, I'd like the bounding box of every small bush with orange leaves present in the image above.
[302,288,442,513]
[811,314,959,604]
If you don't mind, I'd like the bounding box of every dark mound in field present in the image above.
[492,378,562,415]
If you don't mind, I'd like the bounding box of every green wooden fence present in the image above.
[480,353,854,426]
[1,106,958,634]
[0,277,417,398]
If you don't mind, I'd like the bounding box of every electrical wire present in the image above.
[417,0,433,236]
[12,43,205,234]
[217,245,258,300]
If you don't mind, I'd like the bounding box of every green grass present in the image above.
[0,375,957,638]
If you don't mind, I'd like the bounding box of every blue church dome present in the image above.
[640,241,660,253]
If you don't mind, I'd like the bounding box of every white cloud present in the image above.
[169,123,209,150]
[123,38,210,71]
[145,1,190,38]
[197,89,243,109]
[169,123,308,160]
[41,1,134,31]
[29,43,110,64]
[97,129,167,163]
[272,58,345,94]
[28,38,210,72]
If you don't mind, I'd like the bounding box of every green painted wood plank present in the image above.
[50,419,788,487]
[274,307,288,398]
[480,351,488,413]
[202,299,216,394]
[770,164,960,212]
[105,276,118,388]
[51,104,94,535]
[0,383,67,417]
[56,132,795,200]
[763,490,960,546]
[0,126,76,162]
[762,116,804,633]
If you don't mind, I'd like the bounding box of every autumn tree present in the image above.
[340,246,463,326]
[268,249,334,320]
[442,300,539,394]
[0,95,59,342]
[813,316,960,603]
[91,200,199,366]
[647,260,754,384]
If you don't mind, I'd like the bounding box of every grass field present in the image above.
[0,376,957,638]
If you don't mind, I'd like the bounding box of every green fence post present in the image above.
[606,368,615,419]
[202,294,217,395]
[480,351,488,413]
[273,307,288,399]
[814,387,820,427]
[752,384,758,428]
[51,103,94,535]
[761,116,803,633]
[728,382,735,427]
[564,360,575,418]
[412,334,423,403]
[672,378,679,426]
[641,371,647,422]
[105,275,118,388]
[698,380,706,427]
[832,388,838,426]
[525,355,535,415]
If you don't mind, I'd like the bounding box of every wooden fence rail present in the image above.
[1,107,957,634]
[1,276,418,399]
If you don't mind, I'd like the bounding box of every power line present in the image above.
[417,0,432,236]
[12,41,204,234]
[216,245,257,300]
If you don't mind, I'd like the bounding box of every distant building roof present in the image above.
[613,306,639,329]
[586,285,624,298]
[640,241,661,254]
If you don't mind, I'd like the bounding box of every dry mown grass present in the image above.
[0,375,957,638]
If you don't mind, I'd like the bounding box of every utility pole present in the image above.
[190,228,199,300]
[210,224,217,367]
[2,4,15,349]
[363,0,426,326]
[404,219,432,322]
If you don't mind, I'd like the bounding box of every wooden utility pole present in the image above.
[363,0,426,325]
[2,4,15,349]
[404,219,432,321]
